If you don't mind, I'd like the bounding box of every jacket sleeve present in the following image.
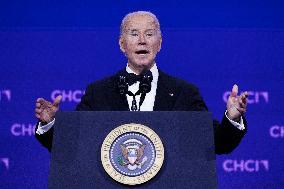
[183,84,247,154]
[213,115,247,154]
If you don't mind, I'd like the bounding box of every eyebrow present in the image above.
[127,29,156,33]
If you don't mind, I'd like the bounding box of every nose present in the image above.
[138,34,146,45]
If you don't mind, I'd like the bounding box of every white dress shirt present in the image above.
[126,64,158,111]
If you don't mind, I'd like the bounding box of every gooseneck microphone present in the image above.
[117,69,153,111]
[138,70,153,110]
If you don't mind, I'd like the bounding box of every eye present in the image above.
[146,33,153,37]
[130,33,138,36]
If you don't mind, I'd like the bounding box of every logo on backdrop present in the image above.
[223,159,269,172]
[223,91,269,104]
[0,89,11,102]
[101,123,164,185]
[270,125,284,138]
[0,158,9,171]
[51,90,84,103]
[11,123,36,136]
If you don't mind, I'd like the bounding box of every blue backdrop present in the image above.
[1,1,284,188]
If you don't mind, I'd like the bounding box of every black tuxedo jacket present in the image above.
[36,70,247,154]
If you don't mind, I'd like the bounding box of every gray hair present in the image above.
[120,11,161,37]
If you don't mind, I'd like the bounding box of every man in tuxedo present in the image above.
[35,11,249,154]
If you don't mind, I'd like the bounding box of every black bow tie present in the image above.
[127,73,142,86]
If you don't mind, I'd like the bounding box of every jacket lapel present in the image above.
[154,70,179,111]
[108,70,129,111]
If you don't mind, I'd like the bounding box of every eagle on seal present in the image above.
[119,143,146,166]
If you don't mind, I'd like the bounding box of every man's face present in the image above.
[119,14,162,73]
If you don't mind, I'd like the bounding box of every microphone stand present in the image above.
[127,90,141,111]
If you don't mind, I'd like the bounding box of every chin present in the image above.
[136,60,154,67]
[138,63,153,70]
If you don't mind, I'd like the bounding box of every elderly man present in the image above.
[35,11,248,154]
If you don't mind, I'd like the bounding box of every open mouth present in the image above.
[135,50,149,55]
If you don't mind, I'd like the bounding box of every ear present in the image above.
[157,37,162,52]
[119,37,126,53]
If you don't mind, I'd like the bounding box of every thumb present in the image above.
[230,84,238,97]
[53,95,62,107]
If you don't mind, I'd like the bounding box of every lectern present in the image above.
[48,111,217,189]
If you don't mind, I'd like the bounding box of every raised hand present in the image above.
[226,84,249,121]
[35,95,62,123]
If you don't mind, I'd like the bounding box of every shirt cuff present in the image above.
[225,110,245,131]
[35,118,55,135]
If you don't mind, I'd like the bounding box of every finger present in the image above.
[36,103,41,108]
[235,97,245,108]
[37,98,46,103]
[35,108,42,114]
[35,113,41,119]
[239,102,246,108]
[240,92,248,99]
[53,95,62,107]
[242,96,247,104]
[236,106,246,114]
[230,84,238,97]
[240,93,248,103]
[238,96,244,103]
[237,96,243,104]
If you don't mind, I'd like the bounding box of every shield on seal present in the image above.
[127,148,137,164]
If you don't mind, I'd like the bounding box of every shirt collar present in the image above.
[126,63,159,85]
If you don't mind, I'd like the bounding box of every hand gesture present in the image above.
[35,95,62,123]
[226,85,248,121]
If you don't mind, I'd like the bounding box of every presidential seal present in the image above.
[101,123,164,185]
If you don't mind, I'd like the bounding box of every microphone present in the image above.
[138,69,153,110]
[117,70,139,111]
[117,69,153,111]
[117,70,140,111]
